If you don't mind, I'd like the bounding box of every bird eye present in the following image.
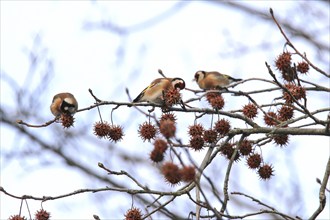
[176,82,185,90]
[181,83,184,89]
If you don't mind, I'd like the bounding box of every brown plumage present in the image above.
[50,92,78,116]
[194,71,242,90]
[133,77,185,104]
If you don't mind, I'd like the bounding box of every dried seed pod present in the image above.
[275,52,292,72]
[138,122,158,142]
[35,209,51,220]
[258,164,274,180]
[247,153,262,169]
[61,114,75,128]
[214,119,230,135]
[278,105,294,121]
[107,125,124,142]
[125,207,143,220]
[159,119,176,139]
[93,121,111,138]
[179,166,196,182]
[273,134,289,147]
[188,124,205,137]
[206,92,225,110]
[242,103,258,119]
[161,162,181,185]
[297,61,309,74]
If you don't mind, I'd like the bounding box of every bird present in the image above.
[133,77,185,104]
[50,92,78,117]
[194,70,242,90]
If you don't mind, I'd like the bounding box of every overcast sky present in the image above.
[1,1,329,219]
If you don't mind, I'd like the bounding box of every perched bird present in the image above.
[50,92,78,117]
[133,77,185,104]
[194,70,242,90]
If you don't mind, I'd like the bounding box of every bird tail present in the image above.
[133,92,143,102]
[228,76,242,82]
[133,87,148,102]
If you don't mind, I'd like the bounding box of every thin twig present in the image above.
[220,134,246,214]
[309,156,330,219]
[16,118,57,128]
[142,196,176,220]
[98,162,148,191]
[158,69,166,78]
[89,88,102,103]
[231,191,276,211]
[265,62,325,126]
[269,8,328,77]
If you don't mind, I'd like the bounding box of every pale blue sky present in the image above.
[1,1,329,219]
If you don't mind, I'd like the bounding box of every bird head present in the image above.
[61,97,78,115]
[171,78,185,90]
[194,70,206,82]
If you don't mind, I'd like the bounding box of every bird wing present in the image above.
[50,96,62,116]
[207,72,226,80]
[209,71,241,82]
[207,72,229,87]
[133,78,170,102]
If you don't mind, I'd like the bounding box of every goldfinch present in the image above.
[133,77,185,104]
[194,70,242,90]
[50,92,78,117]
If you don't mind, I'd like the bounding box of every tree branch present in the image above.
[309,156,330,219]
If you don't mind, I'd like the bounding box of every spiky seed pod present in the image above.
[160,113,176,123]
[189,135,204,151]
[283,83,306,103]
[164,88,182,107]
[281,69,297,82]
[282,83,294,103]
[161,162,181,185]
[264,111,278,126]
[214,119,231,135]
[138,122,158,142]
[258,164,274,180]
[93,121,111,138]
[150,147,164,163]
[125,207,143,220]
[206,92,225,110]
[8,216,27,220]
[295,86,306,99]
[273,134,289,147]
[297,61,309,74]
[220,143,234,157]
[294,85,306,100]
[153,139,168,153]
[220,143,240,161]
[188,124,204,137]
[275,52,291,72]
[61,114,75,128]
[239,139,253,156]
[247,153,262,169]
[278,105,294,121]
[107,125,124,142]
[242,103,258,119]
[282,83,295,103]
[34,209,51,220]
[179,166,196,182]
[159,119,176,139]
[206,92,218,102]
[203,129,217,143]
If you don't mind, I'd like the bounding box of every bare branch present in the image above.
[269,8,329,77]
[309,157,330,219]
